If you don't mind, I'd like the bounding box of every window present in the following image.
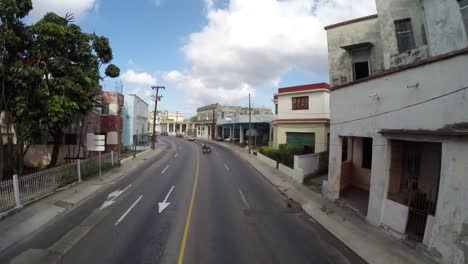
[362,138,373,169]
[342,137,348,162]
[292,96,309,110]
[275,104,278,115]
[354,62,370,80]
[460,0,468,36]
[395,19,416,52]
[351,48,370,80]
[102,103,110,115]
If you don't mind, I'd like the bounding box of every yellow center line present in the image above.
[178,150,200,264]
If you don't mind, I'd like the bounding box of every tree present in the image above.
[0,0,40,177]
[30,12,120,167]
[190,115,197,122]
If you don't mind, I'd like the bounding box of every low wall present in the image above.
[279,163,294,178]
[256,152,278,169]
[293,152,329,183]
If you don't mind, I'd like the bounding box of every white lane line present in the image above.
[224,163,230,171]
[162,165,170,174]
[115,195,143,226]
[239,189,250,209]
[174,153,178,158]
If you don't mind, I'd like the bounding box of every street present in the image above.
[1,136,365,264]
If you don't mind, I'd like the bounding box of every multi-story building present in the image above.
[122,94,149,149]
[196,103,272,140]
[324,1,468,263]
[272,83,330,153]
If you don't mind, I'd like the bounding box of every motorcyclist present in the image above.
[202,143,207,150]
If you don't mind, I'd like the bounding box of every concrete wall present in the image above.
[422,0,468,56]
[274,123,329,153]
[326,17,384,87]
[382,199,408,234]
[278,163,294,178]
[24,145,85,168]
[376,0,428,69]
[277,90,330,120]
[256,152,278,169]
[325,53,468,263]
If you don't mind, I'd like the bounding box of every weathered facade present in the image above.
[324,1,468,263]
[272,83,330,153]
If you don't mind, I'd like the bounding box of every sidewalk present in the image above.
[214,141,436,264]
[0,146,164,254]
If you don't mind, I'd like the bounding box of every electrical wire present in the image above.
[331,86,468,126]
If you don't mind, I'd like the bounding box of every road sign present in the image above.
[87,134,105,152]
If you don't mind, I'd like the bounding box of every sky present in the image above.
[27,0,377,117]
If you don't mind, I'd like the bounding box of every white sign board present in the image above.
[87,134,106,152]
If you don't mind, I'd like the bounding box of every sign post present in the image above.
[87,134,106,178]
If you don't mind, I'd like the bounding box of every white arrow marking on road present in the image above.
[224,164,230,171]
[239,189,250,209]
[158,185,175,213]
[100,185,132,210]
[162,165,170,175]
[115,195,143,226]
[174,153,178,158]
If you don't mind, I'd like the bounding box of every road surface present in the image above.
[0,137,365,264]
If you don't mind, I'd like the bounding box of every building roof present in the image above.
[273,118,330,124]
[278,83,330,94]
[217,114,274,125]
[324,14,378,30]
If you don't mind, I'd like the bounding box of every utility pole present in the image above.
[151,86,165,150]
[175,111,179,135]
[248,93,252,154]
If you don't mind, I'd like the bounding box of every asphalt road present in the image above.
[1,136,366,264]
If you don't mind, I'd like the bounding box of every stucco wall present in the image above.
[326,53,468,263]
[274,123,329,153]
[376,0,428,69]
[277,91,330,120]
[422,0,468,56]
[326,17,384,87]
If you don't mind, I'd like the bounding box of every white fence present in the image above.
[0,152,118,214]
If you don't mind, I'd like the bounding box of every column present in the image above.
[325,133,342,201]
[240,124,244,143]
[222,127,225,138]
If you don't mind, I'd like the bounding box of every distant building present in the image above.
[122,94,149,149]
[324,1,468,263]
[272,83,330,153]
[196,103,273,140]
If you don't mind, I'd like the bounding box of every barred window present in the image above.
[395,19,416,53]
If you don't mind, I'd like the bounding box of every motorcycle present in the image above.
[202,146,211,154]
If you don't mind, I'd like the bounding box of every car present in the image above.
[187,136,195,141]
[216,136,224,141]
[176,134,184,138]
[224,137,232,142]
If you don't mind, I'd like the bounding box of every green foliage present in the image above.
[105,64,120,78]
[259,146,280,161]
[278,144,304,168]
[190,116,197,122]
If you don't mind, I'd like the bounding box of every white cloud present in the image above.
[165,0,376,107]
[121,70,157,87]
[153,0,162,7]
[29,0,99,21]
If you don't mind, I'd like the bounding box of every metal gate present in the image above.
[403,142,441,241]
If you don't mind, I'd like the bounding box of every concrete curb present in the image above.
[120,148,152,165]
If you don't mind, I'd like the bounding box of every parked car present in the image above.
[233,137,240,142]
[176,134,184,138]
[187,136,195,141]
[224,137,232,142]
[216,136,224,141]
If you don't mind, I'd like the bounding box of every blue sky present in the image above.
[28,0,376,117]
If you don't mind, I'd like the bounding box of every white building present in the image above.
[122,94,149,148]
[324,1,468,263]
[272,83,330,153]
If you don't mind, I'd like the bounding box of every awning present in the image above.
[379,129,468,137]
[341,42,374,51]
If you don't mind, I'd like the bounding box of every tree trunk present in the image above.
[48,129,62,168]
[0,144,4,180]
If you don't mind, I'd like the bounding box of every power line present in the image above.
[331,86,468,126]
